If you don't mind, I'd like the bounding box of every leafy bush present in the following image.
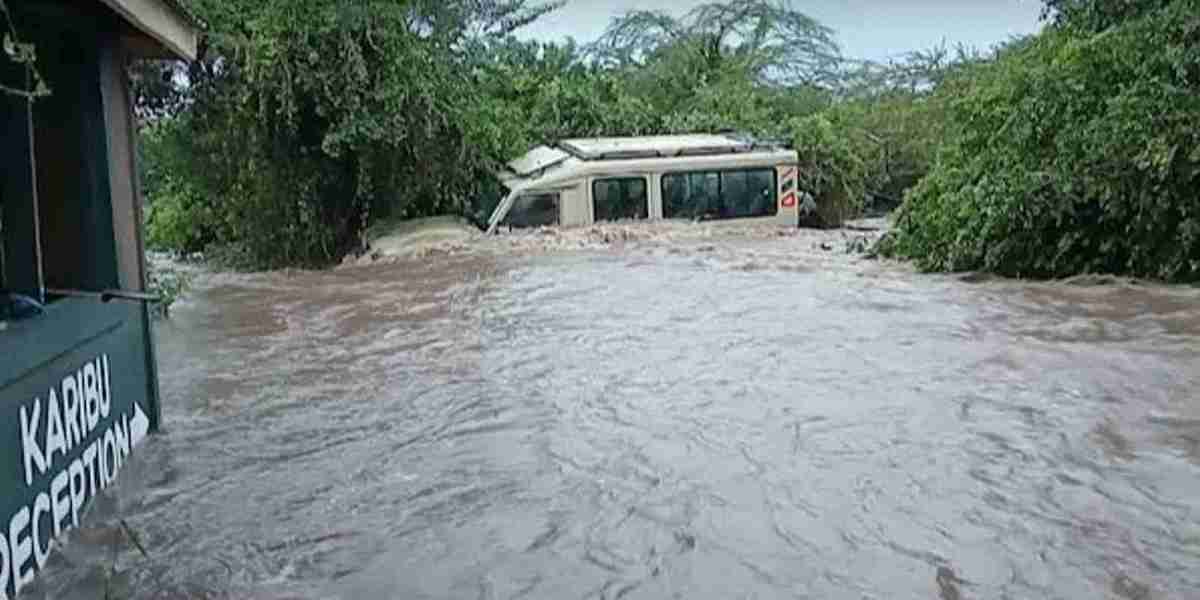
[1042,0,1177,33]
[141,117,221,253]
[146,260,189,318]
[144,180,205,252]
[788,114,869,227]
[886,0,1200,281]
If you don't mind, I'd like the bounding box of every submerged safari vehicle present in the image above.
[0,1,199,596]
[486,134,808,234]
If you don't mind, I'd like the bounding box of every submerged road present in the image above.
[38,224,1200,599]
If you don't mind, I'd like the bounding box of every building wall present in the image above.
[0,65,41,297]
[31,13,121,292]
[0,5,163,596]
[99,40,145,291]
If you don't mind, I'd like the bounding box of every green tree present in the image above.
[592,0,841,86]
[1042,0,1175,32]
[886,0,1200,281]
[140,0,561,268]
[586,1,841,136]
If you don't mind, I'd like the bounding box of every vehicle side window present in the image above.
[662,172,719,220]
[732,169,777,218]
[592,178,648,222]
[502,193,560,228]
[661,169,777,220]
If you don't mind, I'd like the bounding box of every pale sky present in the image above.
[516,0,1045,61]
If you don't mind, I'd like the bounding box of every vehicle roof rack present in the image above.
[556,134,783,163]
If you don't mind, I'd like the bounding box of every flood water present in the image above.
[35,225,1200,599]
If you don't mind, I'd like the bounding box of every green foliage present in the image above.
[1042,0,1175,33]
[768,44,997,223]
[452,1,844,225]
[466,0,843,156]
[138,0,874,266]
[142,0,1200,284]
[144,181,206,253]
[581,0,839,136]
[141,117,221,253]
[469,39,659,156]
[887,0,1200,281]
[146,261,189,318]
[592,0,842,86]
[138,0,561,269]
[788,114,867,226]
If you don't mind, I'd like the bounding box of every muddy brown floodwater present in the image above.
[30,224,1200,599]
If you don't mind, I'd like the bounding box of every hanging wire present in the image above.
[23,61,45,302]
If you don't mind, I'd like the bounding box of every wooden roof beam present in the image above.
[99,0,199,61]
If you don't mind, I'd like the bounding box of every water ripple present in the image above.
[36,231,1200,599]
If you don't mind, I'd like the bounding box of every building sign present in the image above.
[0,302,157,599]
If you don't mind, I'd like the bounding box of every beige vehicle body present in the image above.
[486,134,806,233]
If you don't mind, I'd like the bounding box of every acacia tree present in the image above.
[590,0,842,87]
[581,0,842,140]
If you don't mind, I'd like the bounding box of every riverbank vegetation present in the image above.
[883,0,1200,282]
[136,0,1199,282]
